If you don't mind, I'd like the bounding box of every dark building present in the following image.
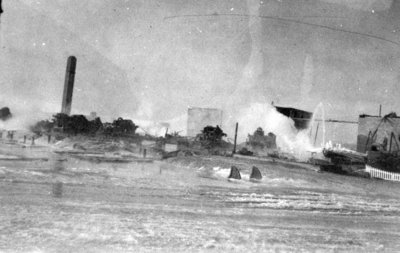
[275,106,313,130]
[357,113,400,153]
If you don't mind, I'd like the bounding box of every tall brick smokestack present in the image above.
[61,56,77,115]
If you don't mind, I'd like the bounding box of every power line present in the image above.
[164,13,400,47]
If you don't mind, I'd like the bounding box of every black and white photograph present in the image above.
[1,0,400,252]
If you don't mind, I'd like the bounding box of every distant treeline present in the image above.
[30,113,138,136]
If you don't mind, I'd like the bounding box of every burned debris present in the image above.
[54,113,102,135]
[238,147,254,156]
[247,127,277,150]
[235,127,278,157]
[30,113,102,136]
[195,125,227,149]
[320,148,367,175]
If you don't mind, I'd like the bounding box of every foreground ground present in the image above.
[1,143,400,252]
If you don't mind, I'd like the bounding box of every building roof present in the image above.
[274,105,312,130]
[274,106,313,119]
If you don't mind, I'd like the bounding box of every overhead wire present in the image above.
[164,13,400,47]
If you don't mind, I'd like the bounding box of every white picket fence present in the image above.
[366,165,400,182]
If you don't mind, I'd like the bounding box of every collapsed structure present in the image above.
[319,112,400,179]
[247,127,277,150]
[356,113,400,174]
[195,125,227,149]
[357,113,400,153]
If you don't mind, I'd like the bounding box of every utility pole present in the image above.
[232,122,238,155]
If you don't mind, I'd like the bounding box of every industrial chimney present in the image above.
[61,56,77,115]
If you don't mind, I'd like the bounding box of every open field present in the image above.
[1,144,400,252]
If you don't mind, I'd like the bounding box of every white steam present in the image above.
[235,103,315,160]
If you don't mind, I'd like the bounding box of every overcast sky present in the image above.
[0,0,399,126]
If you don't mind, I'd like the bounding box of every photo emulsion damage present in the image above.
[1,0,400,252]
